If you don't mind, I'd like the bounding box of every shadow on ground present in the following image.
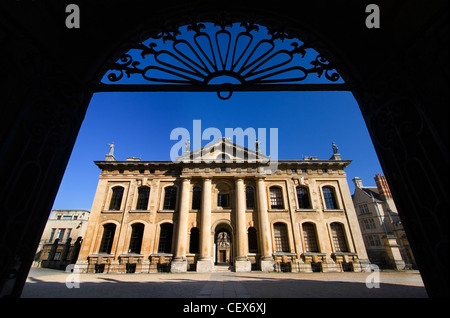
[22,274,427,298]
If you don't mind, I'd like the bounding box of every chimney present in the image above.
[352,177,363,188]
[374,174,392,199]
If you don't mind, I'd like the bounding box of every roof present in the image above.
[94,138,352,169]
[360,187,384,202]
[176,137,270,163]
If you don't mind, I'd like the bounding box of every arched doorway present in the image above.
[214,224,233,265]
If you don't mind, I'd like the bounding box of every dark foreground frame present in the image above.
[0,0,448,298]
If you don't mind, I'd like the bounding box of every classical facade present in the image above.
[34,210,90,269]
[75,138,368,274]
[352,175,416,269]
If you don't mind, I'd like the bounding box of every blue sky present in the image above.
[52,22,384,211]
[52,90,384,211]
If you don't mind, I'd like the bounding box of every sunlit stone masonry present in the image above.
[75,138,368,273]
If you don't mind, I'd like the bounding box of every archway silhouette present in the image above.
[0,1,448,298]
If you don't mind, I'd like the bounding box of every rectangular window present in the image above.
[302,223,319,252]
[109,187,124,210]
[331,223,348,252]
[359,204,370,214]
[65,228,72,243]
[49,228,56,243]
[270,187,284,209]
[56,229,66,241]
[363,219,376,230]
[367,235,382,247]
[246,187,255,209]
[136,187,150,210]
[296,187,311,209]
[273,223,289,252]
[192,187,201,210]
[128,224,144,254]
[218,193,229,208]
[163,187,177,210]
[99,224,116,254]
[158,224,173,253]
[323,187,338,209]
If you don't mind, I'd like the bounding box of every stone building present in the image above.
[75,139,368,273]
[352,175,416,269]
[34,210,90,269]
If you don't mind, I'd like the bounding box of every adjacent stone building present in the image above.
[34,209,90,269]
[352,175,416,269]
[75,139,368,273]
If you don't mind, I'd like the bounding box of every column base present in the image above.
[235,259,251,272]
[170,258,188,273]
[260,257,275,272]
[391,259,406,270]
[74,261,88,274]
[141,260,150,273]
[196,258,214,273]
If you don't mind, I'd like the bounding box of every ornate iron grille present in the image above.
[98,21,347,99]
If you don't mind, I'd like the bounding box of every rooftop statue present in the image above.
[332,142,338,154]
[108,142,115,156]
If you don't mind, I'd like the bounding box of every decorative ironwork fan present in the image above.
[98,22,347,99]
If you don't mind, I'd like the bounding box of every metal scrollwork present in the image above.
[99,21,346,98]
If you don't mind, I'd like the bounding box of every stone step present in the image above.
[213,265,233,272]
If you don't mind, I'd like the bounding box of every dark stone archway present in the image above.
[0,0,448,297]
[214,225,233,265]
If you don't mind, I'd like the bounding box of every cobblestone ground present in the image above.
[22,268,427,298]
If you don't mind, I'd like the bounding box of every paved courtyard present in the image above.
[22,268,427,298]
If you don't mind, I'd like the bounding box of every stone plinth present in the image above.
[260,258,275,272]
[170,259,188,273]
[235,259,251,272]
[196,258,214,273]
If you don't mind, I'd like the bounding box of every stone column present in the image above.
[383,235,406,270]
[171,177,190,272]
[235,177,251,272]
[256,177,275,272]
[197,177,213,272]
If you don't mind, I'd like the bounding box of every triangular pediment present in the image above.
[176,137,270,163]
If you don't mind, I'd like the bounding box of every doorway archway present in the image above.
[214,223,233,266]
